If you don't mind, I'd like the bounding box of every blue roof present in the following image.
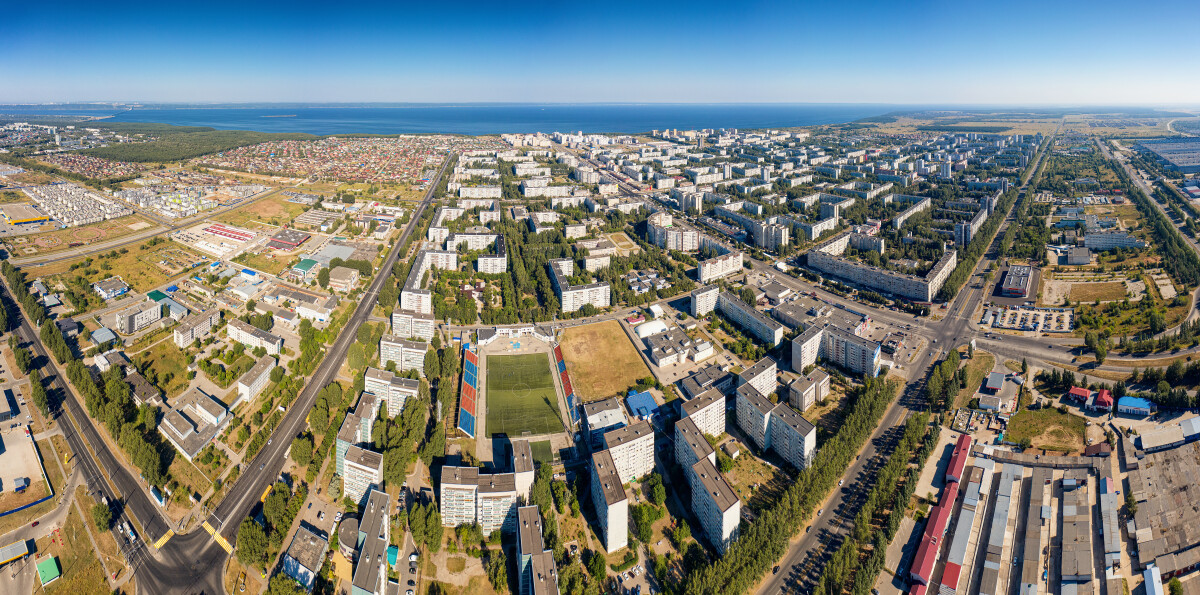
[1119,396,1155,410]
[91,327,117,344]
[166,285,178,292]
[625,390,659,418]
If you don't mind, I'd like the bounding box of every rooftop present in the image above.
[590,449,627,506]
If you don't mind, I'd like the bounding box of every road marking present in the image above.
[202,521,216,536]
[152,530,174,549]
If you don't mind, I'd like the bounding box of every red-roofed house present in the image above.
[940,562,962,595]
[1089,388,1114,412]
[1066,386,1090,403]
[909,481,959,585]
[909,583,927,595]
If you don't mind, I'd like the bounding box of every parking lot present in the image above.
[986,306,1074,333]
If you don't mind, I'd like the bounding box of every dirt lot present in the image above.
[559,320,650,401]
[6,214,159,256]
[216,191,311,227]
[0,432,49,511]
[1068,281,1129,303]
[1005,407,1086,453]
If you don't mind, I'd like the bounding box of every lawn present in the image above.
[40,505,109,594]
[1069,281,1127,303]
[559,320,650,401]
[485,353,563,437]
[136,339,190,398]
[1005,407,1086,453]
[232,250,294,276]
[530,440,553,465]
[216,191,311,228]
[6,214,158,256]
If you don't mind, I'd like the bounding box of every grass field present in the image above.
[6,214,158,256]
[1006,407,1086,453]
[1069,282,1128,303]
[136,339,190,398]
[216,191,311,227]
[530,440,553,464]
[559,320,650,401]
[40,504,109,594]
[954,351,996,409]
[485,353,563,437]
[233,250,294,276]
[26,239,206,294]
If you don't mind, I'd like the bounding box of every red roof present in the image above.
[1067,386,1090,401]
[1095,389,1114,408]
[910,483,957,584]
[940,562,962,593]
[945,434,973,483]
[909,584,927,595]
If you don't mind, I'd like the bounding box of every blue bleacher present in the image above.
[464,370,477,387]
[465,361,477,376]
[566,394,580,424]
[558,361,566,373]
[457,410,476,437]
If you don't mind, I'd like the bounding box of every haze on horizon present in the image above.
[3,0,1198,107]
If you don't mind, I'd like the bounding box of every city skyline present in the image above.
[4,0,1198,105]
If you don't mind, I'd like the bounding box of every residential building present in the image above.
[603,420,655,483]
[517,506,559,595]
[674,416,740,553]
[1084,231,1147,250]
[282,524,328,592]
[791,324,881,377]
[362,367,418,417]
[173,310,219,348]
[379,334,427,374]
[343,444,384,506]
[439,466,519,535]
[235,355,276,409]
[735,384,816,470]
[716,291,785,346]
[738,357,776,397]
[391,308,436,342]
[807,231,957,302]
[548,259,610,313]
[513,439,536,502]
[400,250,458,315]
[226,318,283,355]
[697,249,743,283]
[690,284,718,317]
[440,466,480,528]
[787,369,830,412]
[589,449,629,553]
[350,489,390,595]
[681,388,726,438]
[646,212,699,252]
[157,387,229,462]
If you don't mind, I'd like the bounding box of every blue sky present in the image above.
[3,0,1197,105]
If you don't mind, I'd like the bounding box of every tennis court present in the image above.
[485,353,564,437]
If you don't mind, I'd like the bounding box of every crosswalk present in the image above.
[202,521,233,553]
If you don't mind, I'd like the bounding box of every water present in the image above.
[5,103,901,135]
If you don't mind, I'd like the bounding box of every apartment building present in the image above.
[807,232,957,303]
[787,369,830,412]
[674,416,740,553]
[378,334,426,375]
[697,249,743,284]
[735,384,817,470]
[400,250,458,315]
[478,234,508,275]
[235,355,276,408]
[513,439,536,502]
[690,284,719,317]
[589,449,629,553]
[173,310,219,347]
[350,490,390,595]
[363,367,419,418]
[116,300,162,334]
[391,308,436,341]
[440,466,480,527]
[682,388,726,438]
[548,259,610,313]
[517,506,560,595]
[603,420,655,483]
[791,323,882,377]
[717,291,785,346]
[646,212,699,252]
[738,357,777,397]
[439,465,519,535]
[343,445,384,506]
[226,318,283,355]
[1083,231,1147,250]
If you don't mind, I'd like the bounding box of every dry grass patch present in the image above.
[1069,282,1127,303]
[1006,407,1086,453]
[559,320,649,401]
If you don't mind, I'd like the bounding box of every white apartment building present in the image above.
[690,284,719,317]
[697,250,744,284]
[735,384,817,470]
[379,334,427,375]
[589,450,629,553]
[391,309,436,341]
[807,232,957,303]
[363,367,419,418]
[439,466,479,527]
[548,259,610,313]
[439,466,518,534]
[717,291,785,346]
[343,444,384,506]
[646,212,699,252]
[602,420,655,483]
[791,324,882,377]
[674,416,740,554]
[235,355,276,408]
[400,250,458,315]
[787,369,830,412]
[173,310,219,347]
[739,357,777,397]
[226,318,283,355]
[682,388,726,438]
[735,384,774,452]
[1084,231,1148,250]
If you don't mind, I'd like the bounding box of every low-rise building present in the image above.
[226,318,283,355]
[327,266,361,293]
[116,300,162,334]
[235,355,276,409]
[157,387,229,462]
[281,524,328,592]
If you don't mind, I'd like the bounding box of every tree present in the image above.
[586,549,606,578]
[236,520,269,568]
[425,505,444,552]
[484,548,509,592]
[1021,358,1028,375]
[318,268,330,289]
[13,346,32,374]
[29,370,49,416]
[424,349,440,380]
[291,434,313,467]
[91,502,112,531]
[1126,492,1139,515]
[645,473,666,506]
[270,367,285,383]
[267,574,305,595]
[264,485,290,531]
[409,502,428,548]
[1169,577,1184,595]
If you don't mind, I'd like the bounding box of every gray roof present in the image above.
[675,416,714,462]
[691,457,738,512]
[284,524,328,573]
[590,450,627,506]
[517,506,544,556]
[603,420,653,450]
[769,403,815,436]
[227,317,282,345]
[238,355,276,387]
[530,551,560,595]
[344,444,384,472]
[737,383,774,416]
[512,440,534,474]
[682,388,724,419]
[441,466,480,488]
[740,356,776,383]
[477,472,517,494]
[351,489,391,592]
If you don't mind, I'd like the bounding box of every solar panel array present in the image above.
[457,344,479,437]
[554,345,580,425]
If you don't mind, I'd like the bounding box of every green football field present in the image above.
[485,353,564,437]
